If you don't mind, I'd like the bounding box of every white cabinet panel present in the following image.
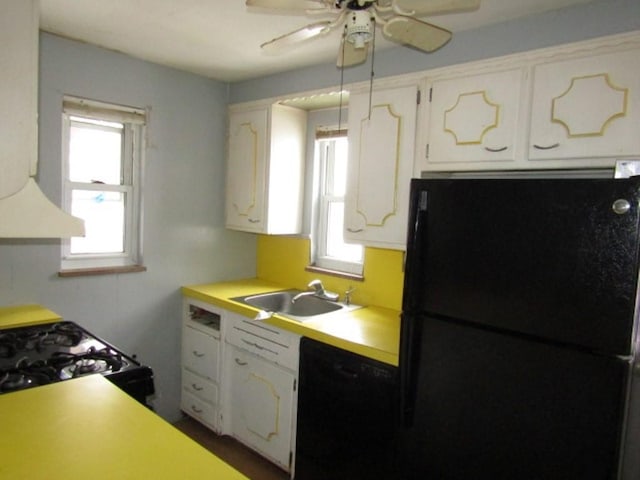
[181,299,223,433]
[345,85,418,250]
[227,346,296,471]
[226,104,306,234]
[425,68,525,168]
[529,49,640,161]
[182,368,218,403]
[226,108,268,232]
[181,390,218,429]
[182,325,220,382]
[225,312,298,367]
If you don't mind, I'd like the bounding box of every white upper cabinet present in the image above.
[226,103,306,234]
[529,49,640,162]
[345,85,418,250]
[424,68,525,169]
[419,32,640,172]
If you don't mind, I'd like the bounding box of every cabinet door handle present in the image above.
[191,383,203,391]
[191,405,203,414]
[235,358,248,366]
[533,143,560,150]
[347,227,363,233]
[248,218,260,223]
[484,146,508,153]
[192,350,205,358]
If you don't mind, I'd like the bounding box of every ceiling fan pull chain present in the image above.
[338,26,347,131]
[368,13,376,120]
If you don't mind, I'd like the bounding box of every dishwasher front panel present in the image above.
[295,337,398,480]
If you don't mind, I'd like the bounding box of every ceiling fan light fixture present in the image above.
[345,10,372,48]
[349,31,370,48]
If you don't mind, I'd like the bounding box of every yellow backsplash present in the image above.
[256,235,404,311]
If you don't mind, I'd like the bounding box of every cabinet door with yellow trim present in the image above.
[226,107,267,233]
[529,49,640,161]
[425,68,525,170]
[227,346,295,471]
[345,85,418,250]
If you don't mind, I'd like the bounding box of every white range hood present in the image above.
[0,0,84,238]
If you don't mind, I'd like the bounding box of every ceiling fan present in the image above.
[247,0,481,67]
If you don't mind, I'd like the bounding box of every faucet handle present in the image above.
[345,286,355,306]
[308,279,323,292]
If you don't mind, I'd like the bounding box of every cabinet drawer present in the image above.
[181,390,218,430]
[182,368,218,405]
[182,325,220,381]
[226,317,299,368]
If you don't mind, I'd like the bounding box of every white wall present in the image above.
[0,33,257,421]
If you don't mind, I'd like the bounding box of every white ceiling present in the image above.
[39,0,595,83]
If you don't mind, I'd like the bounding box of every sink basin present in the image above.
[232,289,361,322]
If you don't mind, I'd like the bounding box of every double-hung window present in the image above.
[60,97,145,273]
[313,131,363,276]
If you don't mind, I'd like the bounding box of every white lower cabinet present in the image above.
[181,299,222,432]
[222,312,300,474]
[226,345,297,471]
[181,298,299,475]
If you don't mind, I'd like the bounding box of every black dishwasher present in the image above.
[295,337,398,479]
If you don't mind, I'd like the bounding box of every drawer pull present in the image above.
[191,383,203,391]
[248,218,260,223]
[192,350,205,358]
[347,227,363,233]
[235,358,248,366]
[191,405,203,414]
[484,145,508,153]
[241,339,279,355]
[533,142,560,150]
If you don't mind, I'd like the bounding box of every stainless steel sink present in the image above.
[232,289,361,322]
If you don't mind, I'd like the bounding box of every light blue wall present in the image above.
[230,0,640,104]
[0,33,257,421]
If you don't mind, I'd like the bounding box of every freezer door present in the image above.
[398,315,629,480]
[403,178,640,355]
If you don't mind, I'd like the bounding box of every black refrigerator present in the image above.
[398,177,640,480]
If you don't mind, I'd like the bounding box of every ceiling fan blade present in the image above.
[246,0,329,11]
[393,0,480,16]
[261,21,332,51]
[382,16,452,52]
[337,37,369,67]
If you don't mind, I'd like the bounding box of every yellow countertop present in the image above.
[0,375,248,480]
[182,278,400,366]
[0,304,61,328]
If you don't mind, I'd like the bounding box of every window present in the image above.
[60,97,145,273]
[313,132,363,275]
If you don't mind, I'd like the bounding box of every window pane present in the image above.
[328,137,349,196]
[69,120,123,184]
[70,190,125,254]
[326,201,363,262]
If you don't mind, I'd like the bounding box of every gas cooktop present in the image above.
[0,321,154,405]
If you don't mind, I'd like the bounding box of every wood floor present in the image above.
[173,416,290,480]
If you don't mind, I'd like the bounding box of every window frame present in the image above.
[60,96,146,273]
[313,132,363,276]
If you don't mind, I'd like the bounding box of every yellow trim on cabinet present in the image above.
[232,121,259,217]
[444,90,500,145]
[356,103,402,228]
[551,73,628,138]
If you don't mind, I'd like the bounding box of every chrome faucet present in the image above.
[292,279,339,303]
